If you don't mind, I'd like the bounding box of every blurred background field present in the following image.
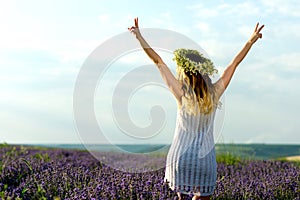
[12,143,300,161]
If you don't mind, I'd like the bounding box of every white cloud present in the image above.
[270,53,300,73]
[261,0,300,17]
[269,22,300,41]
[198,38,242,62]
[195,22,210,33]
[222,92,300,144]
[187,2,261,19]
[117,50,147,64]
[238,25,253,38]
[0,87,78,143]
[240,52,300,78]
[47,39,107,66]
[231,54,300,96]
[148,12,192,35]
[98,14,110,23]
[186,3,219,18]
[219,2,261,16]
[151,12,172,27]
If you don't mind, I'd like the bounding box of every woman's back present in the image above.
[164,105,217,196]
[172,104,216,155]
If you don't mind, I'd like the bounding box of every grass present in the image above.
[216,152,241,165]
[0,142,9,148]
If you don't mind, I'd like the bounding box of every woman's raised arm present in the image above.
[214,23,264,98]
[128,18,183,102]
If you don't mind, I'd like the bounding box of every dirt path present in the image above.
[285,155,300,161]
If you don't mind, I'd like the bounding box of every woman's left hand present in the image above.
[248,22,264,44]
[128,17,141,38]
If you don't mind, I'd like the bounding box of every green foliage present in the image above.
[32,153,51,162]
[215,144,256,160]
[173,48,218,76]
[34,184,47,200]
[20,158,33,172]
[0,184,8,199]
[216,152,241,165]
[0,142,9,148]
[275,157,300,167]
[216,143,300,160]
[19,158,47,199]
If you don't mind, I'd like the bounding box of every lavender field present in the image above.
[0,144,299,200]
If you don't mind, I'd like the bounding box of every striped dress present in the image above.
[164,104,217,196]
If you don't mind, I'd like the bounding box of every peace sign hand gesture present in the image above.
[128,17,141,38]
[248,23,264,44]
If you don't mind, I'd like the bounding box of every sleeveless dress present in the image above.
[164,104,217,196]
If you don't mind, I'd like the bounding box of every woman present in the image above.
[128,18,264,200]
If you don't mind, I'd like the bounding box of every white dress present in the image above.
[164,104,217,196]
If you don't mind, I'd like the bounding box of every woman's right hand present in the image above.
[248,22,264,44]
[128,17,141,38]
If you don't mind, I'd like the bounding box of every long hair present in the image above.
[176,54,217,115]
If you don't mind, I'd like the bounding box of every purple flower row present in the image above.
[0,145,299,199]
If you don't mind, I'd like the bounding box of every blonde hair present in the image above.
[177,67,217,115]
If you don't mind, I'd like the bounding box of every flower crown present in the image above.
[173,48,218,76]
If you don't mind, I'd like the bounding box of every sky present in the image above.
[0,0,299,144]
